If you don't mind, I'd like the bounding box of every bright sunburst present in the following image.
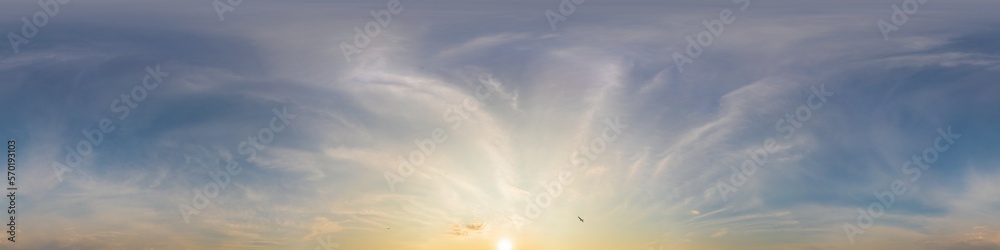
[497,238,513,250]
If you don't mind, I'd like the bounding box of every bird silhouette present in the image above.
[578,216,584,222]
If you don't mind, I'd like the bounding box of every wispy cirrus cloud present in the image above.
[0,1,998,249]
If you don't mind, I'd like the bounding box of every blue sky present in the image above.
[1,0,999,249]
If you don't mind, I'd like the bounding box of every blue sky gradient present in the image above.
[1,0,999,249]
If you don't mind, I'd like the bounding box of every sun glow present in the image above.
[497,238,513,250]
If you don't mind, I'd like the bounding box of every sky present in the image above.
[1,0,999,249]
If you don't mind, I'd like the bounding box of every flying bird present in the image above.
[578,216,584,222]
